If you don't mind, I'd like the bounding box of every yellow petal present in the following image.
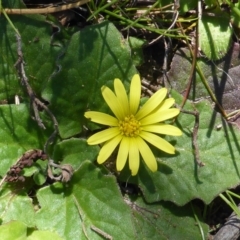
[84,111,118,126]
[142,124,182,136]
[129,74,141,115]
[97,135,123,164]
[114,79,129,116]
[139,131,175,154]
[116,137,129,171]
[136,137,157,172]
[87,127,120,145]
[149,98,176,115]
[140,108,180,125]
[158,98,175,111]
[128,137,140,176]
[136,88,167,120]
[101,85,124,120]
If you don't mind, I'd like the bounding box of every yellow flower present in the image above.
[84,74,182,176]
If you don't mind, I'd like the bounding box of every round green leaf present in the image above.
[0,194,35,227]
[126,197,208,240]
[0,2,61,102]
[27,230,64,240]
[42,21,138,138]
[199,14,232,60]
[0,221,27,240]
[52,138,99,169]
[36,161,135,240]
[121,92,240,205]
[0,104,52,177]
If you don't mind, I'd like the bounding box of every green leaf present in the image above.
[52,138,99,169]
[0,221,27,240]
[199,14,232,60]
[0,193,35,227]
[229,1,240,28]
[2,0,24,8]
[125,197,208,240]
[204,0,217,8]
[22,160,48,186]
[119,91,240,205]
[33,166,48,186]
[167,44,240,111]
[128,37,146,66]
[0,104,51,177]
[42,21,138,139]
[27,230,64,240]
[0,160,209,239]
[23,160,48,177]
[35,161,135,240]
[22,160,47,186]
[0,0,62,102]
[178,0,197,14]
[0,221,64,240]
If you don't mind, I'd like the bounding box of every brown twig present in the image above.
[147,0,179,46]
[2,0,90,15]
[14,34,59,148]
[176,21,198,109]
[180,108,204,167]
[90,225,113,240]
[47,160,74,182]
[14,34,68,181]
[15,34,45,129]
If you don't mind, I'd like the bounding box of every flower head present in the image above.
[84,74,182,176]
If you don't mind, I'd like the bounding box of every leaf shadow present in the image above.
[222,119,240,179]
[197,44,240,178]
[0,106,19,143]
[206,42,235,138]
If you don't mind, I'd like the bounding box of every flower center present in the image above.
[119,115,141,137]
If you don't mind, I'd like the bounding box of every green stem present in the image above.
[1,3,20,36]
[195,62,227,118]
[124,0,162,29]
[87,0,119,21]
[104,9,186,39]
[226,190,240,199]
[219,193,240,218]
[225,0,240,17]
[190,202,205,240]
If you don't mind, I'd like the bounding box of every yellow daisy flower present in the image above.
[84,74,182,176]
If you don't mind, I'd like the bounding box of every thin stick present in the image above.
[15,35,45,129]
[147,1,179,46]
[2,0,90,14]
[72,195,89,239]
[1,7,20,35]
[176,3,198,109]
[90,225,113,240]
[180,108,204,167]
[0,176,7,189]
[14,34,59,153]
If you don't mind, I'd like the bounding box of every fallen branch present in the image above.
[2,0,89,15]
